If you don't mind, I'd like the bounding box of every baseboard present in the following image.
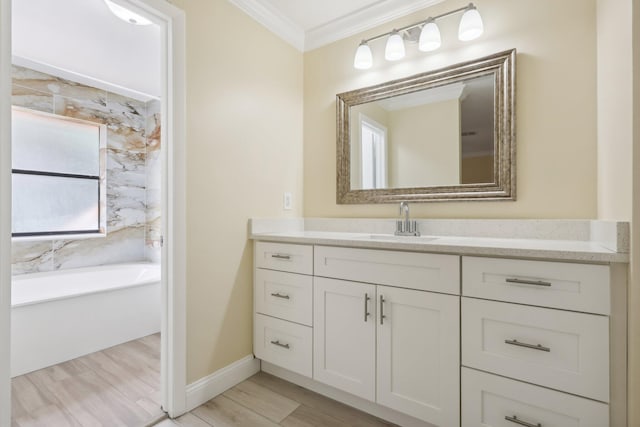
[185,355,260,412]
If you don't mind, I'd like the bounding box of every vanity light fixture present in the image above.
[104,0,152,26]
[354,41,373,69]
[419,18,441,52]
[353,3,483,69]
[385,30,406,61]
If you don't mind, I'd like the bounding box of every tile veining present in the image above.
[10,65,161,275]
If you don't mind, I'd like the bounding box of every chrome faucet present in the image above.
[395,201,420,236]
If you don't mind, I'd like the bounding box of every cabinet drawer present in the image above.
[254,269,312,326]
[255,242,313,275]
[314,246,460,294]
[254,314,312,378]
[462,368,609,427]
[462,298,609,402]
[462,256,610,314]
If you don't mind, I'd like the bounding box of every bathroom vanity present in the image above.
[251,219,628,427]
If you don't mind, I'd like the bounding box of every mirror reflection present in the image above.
[350,74,494,190]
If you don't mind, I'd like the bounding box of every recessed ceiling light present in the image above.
[104,0,152,26]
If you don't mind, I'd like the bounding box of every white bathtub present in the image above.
[11,263,161,377]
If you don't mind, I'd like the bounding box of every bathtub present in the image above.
[11,263,161,377]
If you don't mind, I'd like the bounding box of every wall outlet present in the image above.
[283,192,292,210]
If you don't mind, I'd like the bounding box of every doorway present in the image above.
[0,0,187,423]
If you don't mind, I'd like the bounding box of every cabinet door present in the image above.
[313,277,376,401]
[377,285,460,426]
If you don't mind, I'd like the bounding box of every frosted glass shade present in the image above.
[385,31,405,61]
[458,7,483,41]
[419,21,441,52]
[354,42,373,69]
[104,0,152,25]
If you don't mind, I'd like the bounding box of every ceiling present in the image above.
[12,0,161,100]
[11,0,443,99]
[229,0,444,51]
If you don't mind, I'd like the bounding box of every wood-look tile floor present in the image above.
[155,371,398,427]
[11,333,163,427]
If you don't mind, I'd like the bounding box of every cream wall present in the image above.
[303,0,597,218]
[388,100,461,187]
[596,1,638,424]
[170,0,303,383]
[632,0,640,417]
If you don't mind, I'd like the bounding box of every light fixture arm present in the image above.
[361,3,475,44]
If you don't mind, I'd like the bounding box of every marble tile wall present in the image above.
[145,99,162,263]
[11,65,161,275]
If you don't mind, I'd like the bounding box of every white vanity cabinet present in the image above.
[253,242,314,377]
[253,237,626,427]
[313,246,461,427]
[461,256,622,427]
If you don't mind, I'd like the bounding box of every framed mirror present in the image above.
[337,49,515,203]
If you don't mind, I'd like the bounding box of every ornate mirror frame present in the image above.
[336,49,516,204]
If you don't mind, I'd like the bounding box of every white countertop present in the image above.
[250,227,629,264]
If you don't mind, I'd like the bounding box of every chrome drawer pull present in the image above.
[505,339,550,352]
[380,295,386,325]
[270,340,290,349]
[505,415,542,427]
[270,292,290,300]
[271,254,291,260]
[506,278,552,287]
[364,293,370,322]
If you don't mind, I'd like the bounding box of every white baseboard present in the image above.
[185,355,260,412]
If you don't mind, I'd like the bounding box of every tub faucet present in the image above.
[395,201,420,236]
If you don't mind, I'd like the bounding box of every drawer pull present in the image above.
[270,340,290,349]
[505,339,550,352]
[380,295,386,325]
[505,415,542,427]
[270,292,290,300]
[506,278,552,287]
[364,293,370,322]
[271,254,291,260]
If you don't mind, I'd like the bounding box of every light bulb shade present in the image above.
[458,6,483,41]
[385,32,405,61]
[104,0,152,25]
[418,21,441,52]
[354,43,373,70]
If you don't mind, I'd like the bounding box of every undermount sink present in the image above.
[368,234,439,243]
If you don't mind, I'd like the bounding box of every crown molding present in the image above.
[228,0,444,52]
[304,0,444,51]
[228,0,305,51]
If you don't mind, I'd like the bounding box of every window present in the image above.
[360,115,387,189]
[11,107,106,238]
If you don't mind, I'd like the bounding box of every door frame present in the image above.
[0,0,188,422]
